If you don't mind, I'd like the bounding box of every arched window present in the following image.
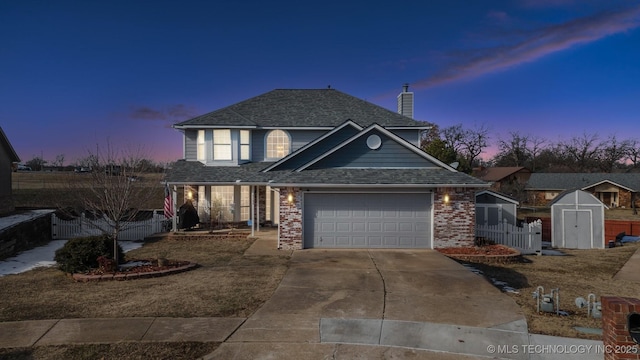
[265,130,290,159]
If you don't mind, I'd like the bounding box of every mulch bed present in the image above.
[437,245,521,264]
[72,259,198,282]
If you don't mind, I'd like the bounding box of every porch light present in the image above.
[443,193,450,204]
[287,192,294,204]
[187,190,193,200]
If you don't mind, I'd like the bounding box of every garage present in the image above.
[303,192,432,248]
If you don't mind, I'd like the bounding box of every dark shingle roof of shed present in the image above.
[174,89,426,128]
[165,160,487,187]
[526,173,640,191]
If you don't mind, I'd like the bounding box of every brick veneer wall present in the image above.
[433,187,477,248]
[278,188,302,250]
[602,296,640,360]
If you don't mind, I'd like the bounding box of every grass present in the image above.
[458,241,640,340]
[0,236,289,321]
[11,171,166,209]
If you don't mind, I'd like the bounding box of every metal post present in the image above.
[172,185,178,232]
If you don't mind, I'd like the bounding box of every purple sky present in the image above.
[2,0,639,164]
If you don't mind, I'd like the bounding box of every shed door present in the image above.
[304,193,431,248]
[563,210,592,249]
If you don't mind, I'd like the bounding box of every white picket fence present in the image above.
[51,210,166,241]
[475,219,543,255]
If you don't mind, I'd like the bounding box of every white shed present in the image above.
[550,189,606,249]
[475,190,519,226]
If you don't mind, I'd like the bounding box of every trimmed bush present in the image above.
[54,235,125,273]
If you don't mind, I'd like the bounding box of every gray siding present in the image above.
[269,126,360,171]
[253,129,327,161]
[389,129,421,147]
[309,130,438,169]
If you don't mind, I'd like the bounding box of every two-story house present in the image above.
[165,88,488,250]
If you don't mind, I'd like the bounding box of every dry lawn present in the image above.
[0,342,218,360]
[11,171,166,209]
[463,242,640,339]
[0,236,290,321]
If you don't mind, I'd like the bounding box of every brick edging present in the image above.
[71,262,199,282]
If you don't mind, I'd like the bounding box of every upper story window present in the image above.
[213,129,232,160]
[266,130,290,159]
[197,130,206,162]
[240,130,251,161]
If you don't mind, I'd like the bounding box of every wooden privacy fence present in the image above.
[476,219,543,255]
[52,210,166,240]
[526,216,640,243]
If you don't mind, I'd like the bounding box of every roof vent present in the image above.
[397,83,414,118]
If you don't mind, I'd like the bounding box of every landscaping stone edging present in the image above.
[71,262,199,282]
[442,251,522,264]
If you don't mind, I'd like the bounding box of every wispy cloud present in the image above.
[129,104,197,121]
[130,106,166,120]
[412,5,640,90]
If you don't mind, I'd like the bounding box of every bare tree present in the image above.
[494,131,530,167]
[561,133,601,172]
[64,143,160,265]
[459,124,490,170]
[51,154,65,169]
[626,139,640,169]
[596,135,631,172]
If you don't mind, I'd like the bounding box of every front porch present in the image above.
[170,184,280,232]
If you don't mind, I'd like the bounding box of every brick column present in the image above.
[602,296,640,360]
[433,187,476,248]
[278,188,302,250]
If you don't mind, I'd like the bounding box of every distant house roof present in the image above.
[526,173,640,192]
[0,127,20,163]
[475,167,529,182]
[173,89,430,129]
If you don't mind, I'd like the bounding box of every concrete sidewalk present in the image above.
[0,317,245,348]
[613,245,640,282]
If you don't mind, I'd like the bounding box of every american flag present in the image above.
[164,183,174,219]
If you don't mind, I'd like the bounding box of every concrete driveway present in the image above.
[207,249,527,359]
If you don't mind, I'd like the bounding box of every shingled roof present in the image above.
[165,160,487,187]
[173,89,428,128]
[526,173,640,192]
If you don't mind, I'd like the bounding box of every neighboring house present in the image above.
[526,173,640,209]
[165,88,488,250]
[0,127,21,215]
[474,167,531,193]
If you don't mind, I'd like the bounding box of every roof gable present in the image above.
[173,89,430,129]
[263,120,362,172]
[0,127,20,163]
[475,190,519,205]
[296,124,456,172]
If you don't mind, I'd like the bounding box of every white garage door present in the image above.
[303,192,432,248]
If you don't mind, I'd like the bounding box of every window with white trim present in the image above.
[196,130,206,162]
[211,186,234,221]
[266,129,290,159]
[240,130,250,160]
[213,129,232,160]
